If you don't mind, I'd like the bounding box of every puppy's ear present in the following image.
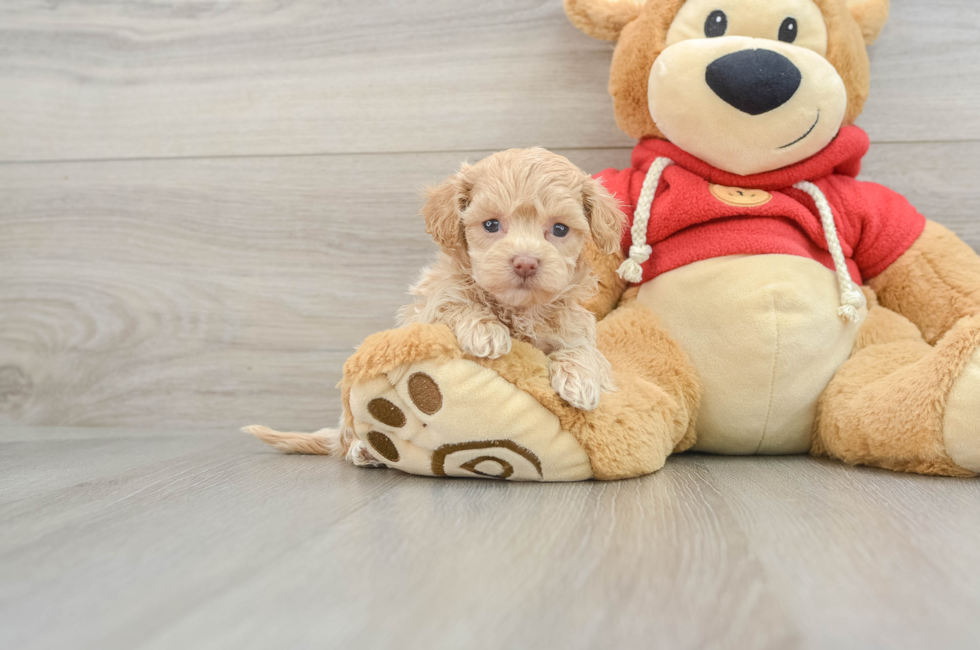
[847,0,889,45]
[421,164,473,252]
[582,176,626,255]
[564,0,645,42]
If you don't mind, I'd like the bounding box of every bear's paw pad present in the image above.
[944,347,980,474]
[347,359,593,482]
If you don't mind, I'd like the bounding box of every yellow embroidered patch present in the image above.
[709,184,773,207]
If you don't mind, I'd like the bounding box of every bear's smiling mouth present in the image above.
[778,110,821,149]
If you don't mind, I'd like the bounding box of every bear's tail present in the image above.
[242,425,343,456]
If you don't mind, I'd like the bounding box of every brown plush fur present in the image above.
[869,220,980,346]
[481,300,700,479]
[563,0,646,41]
[567,0,881,140]
[581,241,628,319]
[847,0,890,45]
[339,323,464,435]
[335,305,700,480]
[605,0,686,141]
[814,289,978,477]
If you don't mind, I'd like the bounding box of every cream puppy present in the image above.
[401,147,624,410]
[247,148,626,465]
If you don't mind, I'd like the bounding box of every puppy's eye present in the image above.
[483,219,500,233]
[779,17,798,43]
[704,10,727,38]
[551,223,569,238]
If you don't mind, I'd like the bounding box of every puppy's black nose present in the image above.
[705,49,801,115]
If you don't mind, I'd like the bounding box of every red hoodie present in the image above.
[596,126,925,285]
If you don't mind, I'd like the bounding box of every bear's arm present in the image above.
[581,166,636,319]
[847,179,980,344]
[581,241,628,319]
[869,220,980,345]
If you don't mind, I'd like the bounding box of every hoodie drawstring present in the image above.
[792,180,866,322]
[616,161,866,323]
[616,157,674,283]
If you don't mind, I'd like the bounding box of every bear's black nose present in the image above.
[705,49,802,115]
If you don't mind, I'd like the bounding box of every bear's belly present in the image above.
[636,254,867,455]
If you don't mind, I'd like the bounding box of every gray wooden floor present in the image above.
[2,1,980,648]
[3,426,979,650]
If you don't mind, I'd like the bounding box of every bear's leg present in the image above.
[341,302,700,481]
[587,299,701,473]
[814,294,980,477]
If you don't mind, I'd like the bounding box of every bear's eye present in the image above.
[551,223,569,238]
[779,17,798,43]
[483,219,500,233]
[704,10,727,38]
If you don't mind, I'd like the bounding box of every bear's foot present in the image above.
[816,306,980,477]
[343,325,594,482]
[943,347,980,473]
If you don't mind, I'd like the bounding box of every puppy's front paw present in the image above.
[346,439,387,468]
[551,359,602,411]
[455,319,513,359]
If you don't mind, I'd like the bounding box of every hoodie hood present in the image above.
[594,123,924,292]
[631,126,869,191]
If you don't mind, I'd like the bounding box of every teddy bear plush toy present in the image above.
[332,0,980,481]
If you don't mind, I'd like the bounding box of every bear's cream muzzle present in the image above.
[648,36,848,176]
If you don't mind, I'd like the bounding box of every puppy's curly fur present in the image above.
[401,147,625,410]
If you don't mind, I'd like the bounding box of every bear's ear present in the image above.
[421,164,473,253]
[582,176,626,255]
[564,0,646,42]
[847,0,890,45]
